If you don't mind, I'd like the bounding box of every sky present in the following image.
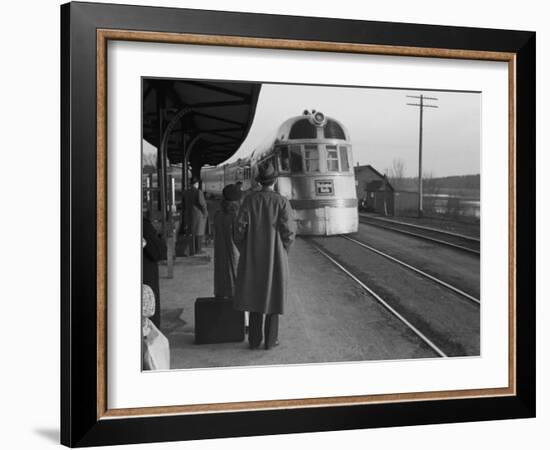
[144,82,481,178]
[225,83,481,178]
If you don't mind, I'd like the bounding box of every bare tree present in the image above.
[387,158,405,190]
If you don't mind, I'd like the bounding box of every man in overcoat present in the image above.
[233,162,296,349]
[180,177,208,255]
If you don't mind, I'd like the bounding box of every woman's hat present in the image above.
[255,162,278,183]
[190,176,200,185]
[222,184,242,201]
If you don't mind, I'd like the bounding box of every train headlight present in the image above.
[312,111,325,125]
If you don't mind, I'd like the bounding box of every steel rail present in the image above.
[342,235,480,305]
[358,214,480,242]
[359,218,480,255]
[311,242,448,358]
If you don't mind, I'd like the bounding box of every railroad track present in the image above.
[309,241,447,358]
[358,214,480,255]
[342,235,480,305]
[306,235,480,358]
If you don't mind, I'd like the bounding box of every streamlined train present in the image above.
[201,110,358,235]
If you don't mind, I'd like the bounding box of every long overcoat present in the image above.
[181,187,207,236]
[213,200,240,298]
[233,189,296,315]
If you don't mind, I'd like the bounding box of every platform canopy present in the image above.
[142,79,261,175]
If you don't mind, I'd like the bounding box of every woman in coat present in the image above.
[213,184,242,298]
[233,163,296,349]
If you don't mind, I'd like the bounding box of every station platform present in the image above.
[157,236,433,370]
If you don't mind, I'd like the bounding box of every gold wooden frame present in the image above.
[96,29,516,420]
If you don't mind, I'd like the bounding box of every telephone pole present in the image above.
[406,94,438,217]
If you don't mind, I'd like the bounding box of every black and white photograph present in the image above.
[0,0,544,447]
[141,78,481,371]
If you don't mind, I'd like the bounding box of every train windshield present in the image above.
[304,145,320,172]
[289,119,317,139]
[326,145,339,172]
[324,120,346,139]
[339,146,350,172]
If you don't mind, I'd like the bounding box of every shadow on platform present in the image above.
[157,238,433,371]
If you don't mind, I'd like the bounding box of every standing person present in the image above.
[143,216,165,328]
[234,162,296,350]
[213,184,242,298]
[235,181,246,205]
[181,177,208,255]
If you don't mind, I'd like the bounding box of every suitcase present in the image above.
[194,297,245,344]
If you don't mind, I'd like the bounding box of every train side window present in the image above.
[260,157,277,174]
[339,146,350,172]
[304,144,320,172]
[275,156,280,171]
[289,145,303,173]
[278,146,290,172]
[269,156,278,171]
[326,145,339,172]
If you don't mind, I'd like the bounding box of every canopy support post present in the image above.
[159,107,193,278]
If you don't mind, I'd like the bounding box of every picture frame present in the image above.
[60,1,536,447]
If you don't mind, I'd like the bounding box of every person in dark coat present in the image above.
[142,216,165,328]
[181,177,208,255]
[213,184,242,298]
[233,162,296,349]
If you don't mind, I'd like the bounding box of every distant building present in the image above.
[354,165,394,216]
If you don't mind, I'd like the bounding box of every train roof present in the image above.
[274,110,350,142]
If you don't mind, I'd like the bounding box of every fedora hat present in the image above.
[255,162,278,183]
